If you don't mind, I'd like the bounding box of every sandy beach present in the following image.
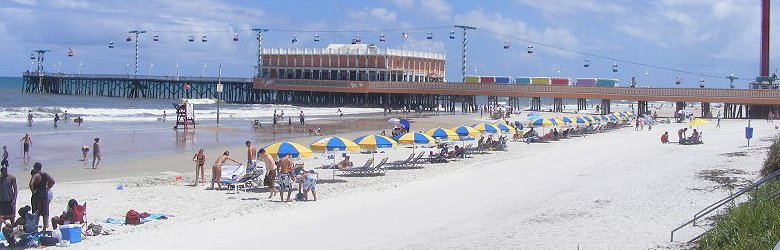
[6,106,772,250]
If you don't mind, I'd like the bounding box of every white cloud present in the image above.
[8,0,36,5]
[516,0,627,15]
[48,0,89,9]
[398,37,445,53]
[388,0,414,9]
[453,10,579,57]
[348,7,397,23]
[418,0,452,21]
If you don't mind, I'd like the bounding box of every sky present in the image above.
[0,0,778,88]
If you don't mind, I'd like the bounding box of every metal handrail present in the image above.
[670,169,780,242]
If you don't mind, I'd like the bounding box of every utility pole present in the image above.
[216,64,223,126]
[727,73,739,89]
[252,28,269,78]
[128,30,147,76]
[454,25,476,113]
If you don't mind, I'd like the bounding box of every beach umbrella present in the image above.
[425,127,459,140]
[399,119,411,130]
[688,118,708,127]
[600,115,610,123]
[513,121,524,130]
[310,136,360,152]
[353,134,397,150]
[263,141,313,159]
[494,123,513,132]
[529,118,554,127]
[580,116,593,123]
[608,114,619,122]
[590,115,602,123]
[394,132,435,145]
[549,118,567,127]
[473,123,500,134]
[560,117,576,124]
[451,125,481,137]
[575,117,590,125]
[387,118,401,126]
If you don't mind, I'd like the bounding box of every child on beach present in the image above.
[192,149,206,185]
[81,146,89,162]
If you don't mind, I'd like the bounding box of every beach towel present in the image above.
[220,164,246,181]
[105,217,154,225]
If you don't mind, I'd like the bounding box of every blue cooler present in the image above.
[60,224,82,243]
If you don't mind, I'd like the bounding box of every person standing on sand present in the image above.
[716,111,722,128]
[245,141,258,173]
[53,113,59,128]
[258,148,277,199]
[80,146,89,162]
[26,111,33,127]
[192,149,206,185]
[92,138,101,169]
[0,167,17,223]
[277,154,294,202]
[1,146,8,168]
[162,111,166,123]
[211,151,241,190]
[677,128,687,144]
[29,162,55,230]
[20,133,31,160]
[299,111,305,125]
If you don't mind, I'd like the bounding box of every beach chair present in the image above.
[222,171,264,194]
[333,158,373,179]
[388,153,414,168]
[370,157,390,175]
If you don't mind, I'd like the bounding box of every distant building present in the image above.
[259,44,445,82]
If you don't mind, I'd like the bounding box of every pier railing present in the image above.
[670,169,780,242]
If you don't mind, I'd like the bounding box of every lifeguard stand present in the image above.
[174,100,195,130]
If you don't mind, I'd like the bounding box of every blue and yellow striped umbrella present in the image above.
[591,115,603,123]
[580,116,593,123]
[353,134,397,149]
[494,123,513,132]
[472,123,500,134]
[425,127,459,140]
[549,118,567,127]
[263,141,313,159]
[600,115,610,122]
[560,117,576,124]
[451,125,482,137]
[394,132,435,145]
[530,118,554,127]
[575,117,590,125]
[608,114,619,122]
[310,136,360,152]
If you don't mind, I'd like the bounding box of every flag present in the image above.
[402,32,408,40]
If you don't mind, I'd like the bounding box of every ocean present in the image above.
[0,76,383,171]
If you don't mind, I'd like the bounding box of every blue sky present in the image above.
[0,0,778,88]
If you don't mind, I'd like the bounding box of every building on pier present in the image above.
[260,44,446,83]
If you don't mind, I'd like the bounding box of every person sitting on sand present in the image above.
[688,129,700,144]
[2,205,35,247]
[661,132,669,144]
[211,151,241,190]
[512,131,523,141]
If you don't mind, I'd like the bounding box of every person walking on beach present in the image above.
[162,111,166,123]
[336,108,343,120]
[53,113,59,128]
[277,154,294,202]
[92,138,101,169]
[299,111,305,125]
[1,146,8,168]
[245,141,258,173]
[192,149,206,185]
[0,167,17,223]
[20,133,31,160]
[26,111,33,127]
[716,111,722,128]
[62,111,68,121]
[258,148,277,198]
[29,162,55,230]
[211,151,241,190]
[768,111,774,123]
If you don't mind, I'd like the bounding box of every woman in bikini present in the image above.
[192,149,206,185]
[211,151,241,190]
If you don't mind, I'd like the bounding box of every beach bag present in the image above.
[40,236,58,246]
[23,213,39,233]
[125,209,141,225]
[295,192,305,201]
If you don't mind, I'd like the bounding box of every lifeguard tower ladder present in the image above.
[174,100,195,130]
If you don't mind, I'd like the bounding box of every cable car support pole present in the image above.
[454,25,476,112]
[129,30,147,76]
